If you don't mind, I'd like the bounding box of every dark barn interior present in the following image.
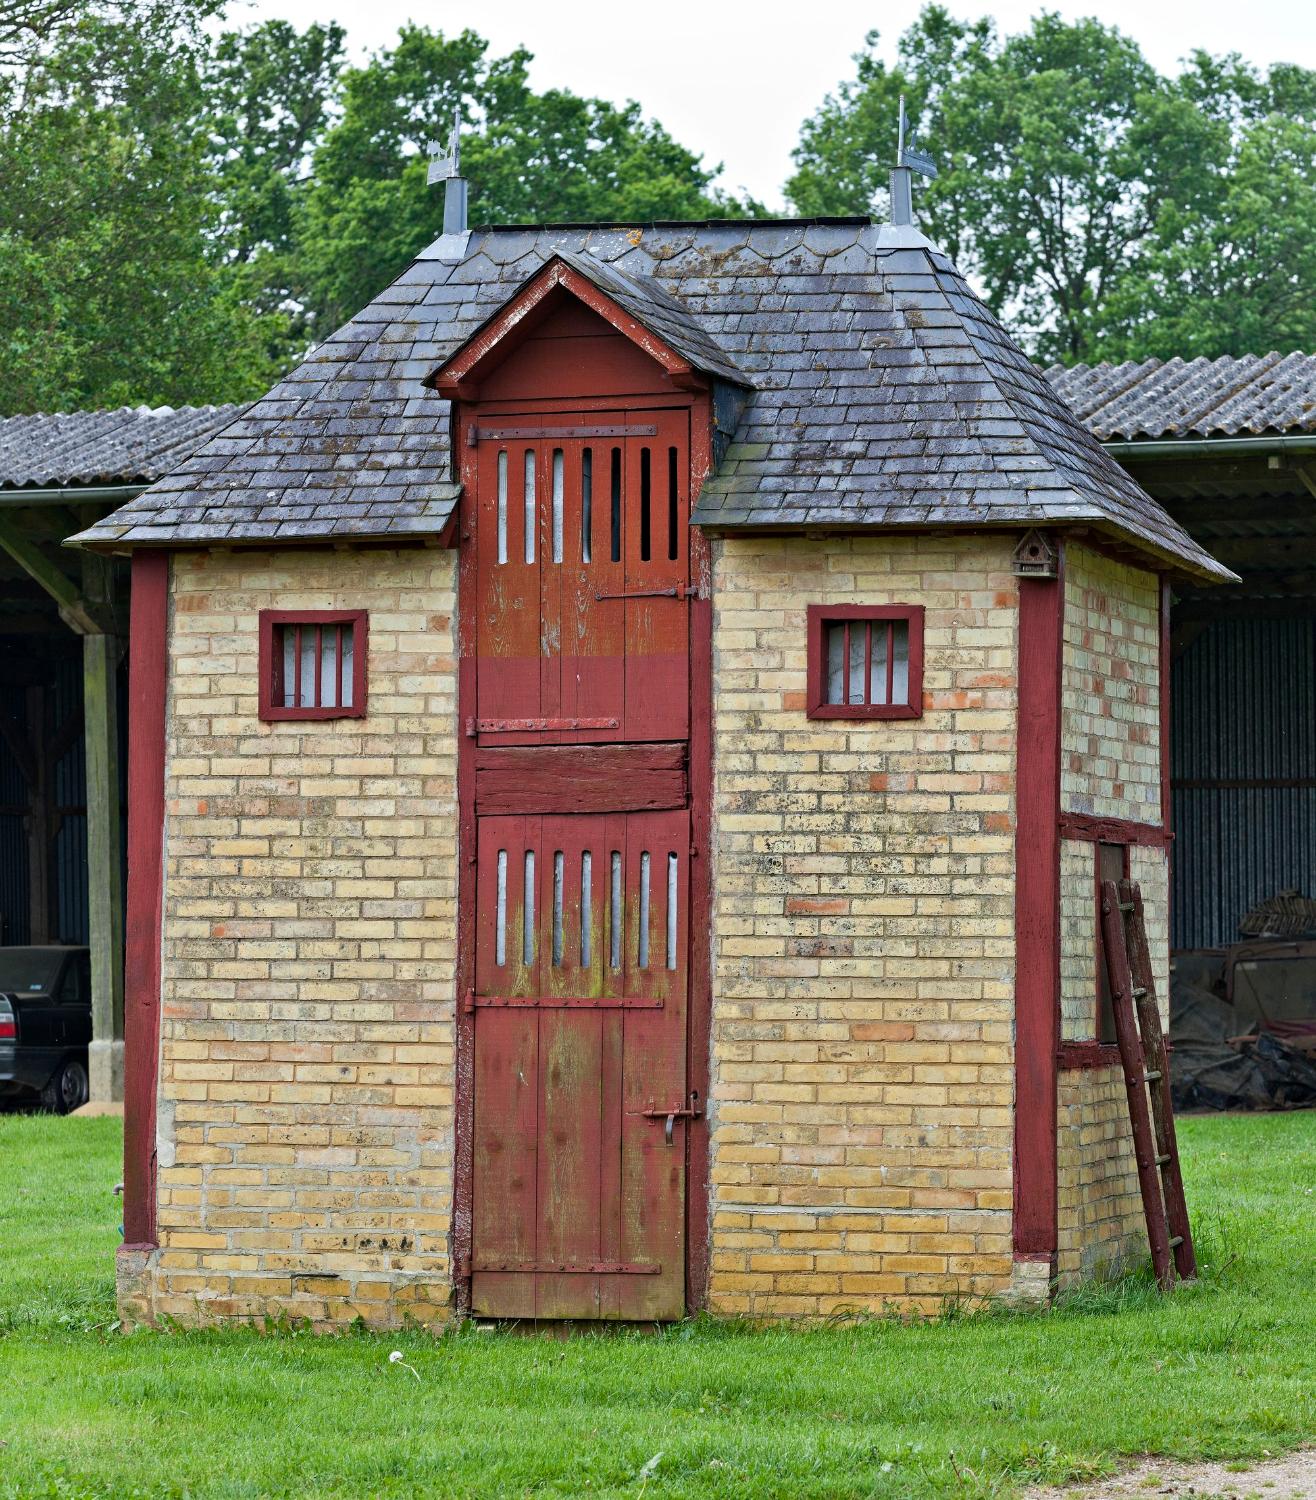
[0,405,237,1101]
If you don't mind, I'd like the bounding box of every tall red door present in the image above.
[465,406,695,1320]
[470,812,690,1319]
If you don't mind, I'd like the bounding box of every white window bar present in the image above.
[495,850,507,966]
[609,851,622,970]
[666,853,678,969]
[638,851,651,968]
[496,449,508,565]
[551,449,564,564]
[523,449,536,565]
[552,851,564,966]
[580,850,592,966]
[523,849,535,966]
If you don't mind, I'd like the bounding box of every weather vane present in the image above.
[428,106,462,185]
[427,105,468,236]
[896,95,937,179]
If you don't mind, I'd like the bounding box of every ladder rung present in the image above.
[1118,901,1135,912]
[1142,1070,1162,1083]
[1168,1236,1184,1249]
[1132,986,1148,998]
[1155,1153,1172,1166]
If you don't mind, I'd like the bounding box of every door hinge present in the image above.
[467,716,619,736]
[594,582,701,602]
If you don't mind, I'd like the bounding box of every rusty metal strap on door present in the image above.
[467,716,619,736]
[468,424,658,444]
[464,993,664,1012]
[471,1260,661,1275]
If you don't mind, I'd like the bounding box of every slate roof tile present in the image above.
[13,218,1234,576]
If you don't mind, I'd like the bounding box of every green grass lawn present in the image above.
[0,1113,1313,1499]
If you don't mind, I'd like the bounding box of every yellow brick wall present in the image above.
[1061,545,1161,823]
[1059,839,1098,1044]
[706,534,1018,1316]
[1055,545,1167,1284]
[124,548,458,1328]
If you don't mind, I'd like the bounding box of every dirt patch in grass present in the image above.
[1027,1448,1316,1499]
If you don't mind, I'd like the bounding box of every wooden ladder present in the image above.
[1098,878,1197,1290]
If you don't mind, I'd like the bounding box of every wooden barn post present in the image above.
[1012,546,1064,1274]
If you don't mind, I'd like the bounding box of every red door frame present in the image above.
[452,387,714,1315]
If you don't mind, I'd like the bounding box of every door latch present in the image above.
[641,1091,702,1145]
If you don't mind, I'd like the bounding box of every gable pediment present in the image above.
[427,252,750,401]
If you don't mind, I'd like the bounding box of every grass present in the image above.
[0,1113,1314,1498]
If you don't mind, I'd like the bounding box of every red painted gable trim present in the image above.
[123,552,169,1249]
[428,258,701,399]
[1012,556,1064,1264]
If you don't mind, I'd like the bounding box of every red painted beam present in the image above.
[1013,561,1064,1263]
[123,552,169,1249]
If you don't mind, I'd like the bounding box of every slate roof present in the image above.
[0,404,245,488]
[69,217,1229,580]
[1045,353,1316,440]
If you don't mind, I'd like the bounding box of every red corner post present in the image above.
[123,552,169,1248]
[1013,554,1064,1269]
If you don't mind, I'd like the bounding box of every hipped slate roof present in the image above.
[1046,353,1316,440]
[70,217,1228,580]
[0,404,244,488]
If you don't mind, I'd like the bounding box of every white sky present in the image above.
[220,0,1316,210]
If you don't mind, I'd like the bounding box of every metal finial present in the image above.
[427,105,467,235]
[890,95,936,228]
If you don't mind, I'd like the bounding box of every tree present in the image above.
[0,2,282,412]
[201,19,345,363]
[296,26,747,334]
[788,6,1316,364]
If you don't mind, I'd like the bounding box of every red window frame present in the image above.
[258,609,368,722]
[805,604,924,720]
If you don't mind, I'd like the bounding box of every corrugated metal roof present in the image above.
[68,219,1229,580]
[0,404,246,488]
[1044,353,1316,440]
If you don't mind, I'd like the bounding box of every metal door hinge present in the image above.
[467,716,619,736]
[594,582,701,602]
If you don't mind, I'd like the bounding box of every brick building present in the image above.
[73,190,1229,1325]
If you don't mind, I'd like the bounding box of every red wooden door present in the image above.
[473,410,690,746]
[470,810,690,1319]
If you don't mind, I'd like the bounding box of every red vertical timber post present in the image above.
[453,424,479,1309]
[1012,548,1064,1272]
[123,551,169,1248]
[685,391,714,1312]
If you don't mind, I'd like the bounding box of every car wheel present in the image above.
[41,1056,89,1115]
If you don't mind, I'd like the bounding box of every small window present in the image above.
[258,610,367,722]
[805,605,924,720]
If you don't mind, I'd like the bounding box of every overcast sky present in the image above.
[224,0,1316,210]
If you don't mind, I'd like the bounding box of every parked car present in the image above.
[0,946,92,1113]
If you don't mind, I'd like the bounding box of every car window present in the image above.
[0,948,65,996]
[60,959,87,1005]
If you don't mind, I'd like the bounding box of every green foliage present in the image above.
[297,25,745,334]
[3,1112,1316,1496]
[0,15,745,410]
[0,1,286,413]
[200,17,346,367]
[789,6,1316,363]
